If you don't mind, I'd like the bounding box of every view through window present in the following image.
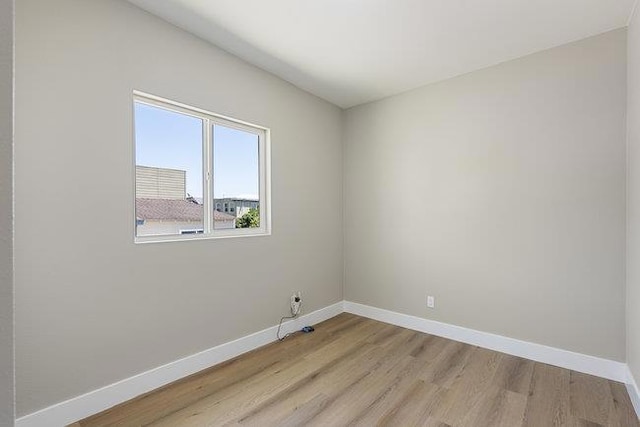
[134,93,268,241]
[213,124,260,229]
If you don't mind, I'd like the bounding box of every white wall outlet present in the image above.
[427,295,435,309]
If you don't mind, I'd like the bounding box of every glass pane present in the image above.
[134,102,203,237]
[213,124,260,229]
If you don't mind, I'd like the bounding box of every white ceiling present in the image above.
[127,0,637,108]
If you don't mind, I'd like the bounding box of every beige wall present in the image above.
[15,0,343,415]
[628,5,640,388]
[344,29,627,361]
[0,0,14,424]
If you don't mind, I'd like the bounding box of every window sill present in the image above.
[135,230,271,244]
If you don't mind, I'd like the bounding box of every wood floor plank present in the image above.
[419,418,452,427]
[148,328,386,426]
[419,340,476,388]
[410,333,450,361]
[76,314,640,427]
[430,347,503,425]
[259,335,426,427]
[229,344,381,426]
[569,419,606,427]
[297,355,418,425]
[609,381,640,427]
[493,354,535,395]
[376,379,446,427]
[458,385,527,427]
[569,371,615,426]
[522,363,571,427]
[345,357,432,426]
[268,393,330,427]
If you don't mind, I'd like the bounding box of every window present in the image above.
[133,91,270,242]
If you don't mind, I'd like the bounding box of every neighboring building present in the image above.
[136,165,186,200]
[136,198,235,236]
[135,166,236,235]
[214,198,259,218]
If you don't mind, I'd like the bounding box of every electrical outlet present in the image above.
[427,295,435,309]
[290,291,302,315]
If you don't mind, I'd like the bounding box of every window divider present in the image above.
[203,118,213,234]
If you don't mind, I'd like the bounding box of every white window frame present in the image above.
[133,91,271,243]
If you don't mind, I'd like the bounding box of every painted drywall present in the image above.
[344,29,627,361]
[0,0,14,424]
[628,2,640,390]
[15,0,343,416]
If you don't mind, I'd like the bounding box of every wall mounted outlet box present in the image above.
[427,295,435,308]
[291,292,302,315]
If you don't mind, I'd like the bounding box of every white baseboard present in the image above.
[15,300,639,426]
[15,301,344,427]
[343,301,628,383]
[627,367,640,419]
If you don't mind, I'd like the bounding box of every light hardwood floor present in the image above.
[75,313,639,427]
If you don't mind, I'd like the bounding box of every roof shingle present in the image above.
[136,198,236,222]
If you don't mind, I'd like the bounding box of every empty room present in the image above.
[3,0,640,425]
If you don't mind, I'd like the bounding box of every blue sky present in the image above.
[135,102,259,200]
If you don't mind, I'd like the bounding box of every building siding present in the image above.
[136,166,186,200]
